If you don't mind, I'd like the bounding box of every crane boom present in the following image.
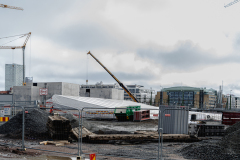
[87,51,139,103]
[0,4,23,10]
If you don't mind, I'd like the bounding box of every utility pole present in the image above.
[230,90,232,110]
[150,87,152,106]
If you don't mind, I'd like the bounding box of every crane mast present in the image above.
[87,51,139,103]
[0,32,31,86]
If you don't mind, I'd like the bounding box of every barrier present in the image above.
[0,117,9,122]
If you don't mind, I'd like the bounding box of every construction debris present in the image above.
[40,140,70,146]
[72,127,95,138]
[47,115,72,140]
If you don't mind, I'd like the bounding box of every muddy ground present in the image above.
[0,117,236,160]
[0,118,188,160]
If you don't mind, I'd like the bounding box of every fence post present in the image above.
[157,106,164,160]
[161,109,164,160]
[77,109,81,156]
[22,106,25,150]
[81,108,84,156]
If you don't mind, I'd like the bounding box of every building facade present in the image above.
[223,94,236,109]
[155,86,218,108]
[5,63,24,91]
[80,82,124,100]
[12,82,80,105]
[123,84,155,104]
[235,97,240,108]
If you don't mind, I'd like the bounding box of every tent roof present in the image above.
[52,95,158,110]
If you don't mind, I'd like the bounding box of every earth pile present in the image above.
[0,109,49,138]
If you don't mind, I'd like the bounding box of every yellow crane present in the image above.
[0,4,23,10]
[87,51,139,103]
[0,32,31,86]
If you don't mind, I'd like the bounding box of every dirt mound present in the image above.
[180,141,239,160]
[0,109,49,138]
[221,129,240,154]
[224,121,240,136]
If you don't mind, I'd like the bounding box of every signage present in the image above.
[165,114,171,117]
[40,88,48,95]
[4,107,11,116]
[90,153,96,160]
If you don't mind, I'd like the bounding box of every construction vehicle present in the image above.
[0,32,31,86]
[87,51,139,103]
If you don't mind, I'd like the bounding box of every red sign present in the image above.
[40,88,48,95]
[165,114,171,117]
[90,153,96,160]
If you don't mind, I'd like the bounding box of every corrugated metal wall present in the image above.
[160,105,189,134]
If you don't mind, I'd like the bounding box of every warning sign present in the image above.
[165,114,171,117]
[90,153,96,160]
[40,88,48,95]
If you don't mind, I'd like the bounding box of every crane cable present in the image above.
[86,53,89,85]
[0,33,27,39]
[29,35,32,76]
[0,35,26,46]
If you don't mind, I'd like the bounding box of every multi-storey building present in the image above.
[123,84,155,104]
[235,97,240,108]
[5,63,24,91]
[155,86,218,108]
[223,94,236,109]
[80,81,124,100]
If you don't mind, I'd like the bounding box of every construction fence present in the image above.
[0,103,237,160]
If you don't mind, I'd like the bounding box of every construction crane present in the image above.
[87,51,139,103]
[0,4,23,10]
[0,32,31,86]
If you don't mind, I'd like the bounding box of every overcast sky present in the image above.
[1,0,240,96]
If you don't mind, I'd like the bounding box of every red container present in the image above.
[134,110,150,121]
[222,111,240,125]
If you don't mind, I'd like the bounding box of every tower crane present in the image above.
[0,4,23,10]
[87,51,139,103]
[0,32,31,86]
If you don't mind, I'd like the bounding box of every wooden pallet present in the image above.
[72,127,95,138]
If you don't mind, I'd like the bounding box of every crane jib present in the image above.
[87,51,139,103]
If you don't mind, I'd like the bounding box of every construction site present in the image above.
[1,1,240,160]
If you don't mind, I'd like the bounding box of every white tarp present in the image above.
[52,95,159,118]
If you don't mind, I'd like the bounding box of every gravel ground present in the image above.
[224,121,240,136]
[2,110,240,160]
[179,121,240,160]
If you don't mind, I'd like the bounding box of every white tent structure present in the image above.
[51,95,159,118]
[51,95,222,121]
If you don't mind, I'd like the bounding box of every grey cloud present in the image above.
[137,40,240,71]
[0,1,131,51]
[52,24,127,51]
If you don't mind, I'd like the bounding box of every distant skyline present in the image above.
[1,0,240,96]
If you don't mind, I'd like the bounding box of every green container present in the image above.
[114,106,141,121]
